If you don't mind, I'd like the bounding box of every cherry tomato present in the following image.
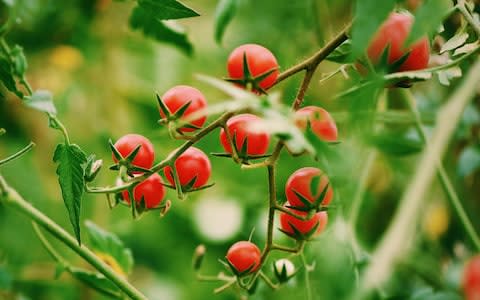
[160,85,208,132]
[122,173,165,209]
[366,12,429,72]
[295,106,338,142]
[164,147,211,189]
[112,134,155,172]
[219,114,270,156]
[280,208,328,238]
[226,241,261,274]
[463,255,480,300]
[285,167,333,208]
[227,44,279,91]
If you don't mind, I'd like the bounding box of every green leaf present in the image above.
[368,130,423,156]
[326,40,354,63]
[137,0,199,20]
[10,45,27,78]
[0,57,19,96]
[85,221,134,276]
[214,0,238,44]
[457,145,480,178]
[350,0,396,59]
[129,6,193,56]
[69,267,122,298]
[23,90,57,115]
[53,143,87,244]
[405,0,452,47]
[440,32,469,53]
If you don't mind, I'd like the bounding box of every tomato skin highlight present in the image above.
[122,173,166,209]
[285,167,333,208]
[227,44,279,91]
[160,85,208,132]
[112,134,155,173]
[280,209,328,237]
[463,256,480,300]
[226,241,261,274]
[295,106,338,142]
[164,147,211,189]
[366,12,429,72]
[219,114,270,156]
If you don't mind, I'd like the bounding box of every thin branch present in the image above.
[0,142,35,166]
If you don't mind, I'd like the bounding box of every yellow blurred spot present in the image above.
[95,252,127,278]
[423,202,449,240]
[49,45,84,72]
[96,0,112,12]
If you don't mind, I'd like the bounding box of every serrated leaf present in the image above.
[137,0,199,20]
[23,90,57,115]
[129,6,193,56]
[440,32,469,53]
[53,143,87,244]
[70,267,122,298]
[85,221,134,276]
[350,0,396,59]
[405,0,452,47]
[214,0,238,44]
[326,40,354,63]
[0,57,19,96]
[457,145,480,178]
[10,45,27,78]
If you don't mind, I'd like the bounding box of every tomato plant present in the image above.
[219,113,270,157]
[279,208,328,239]
[122,173,166,209]
[225,241,261,275]
[285,167,333,209]
[295,106,338,142]
[463,256,480,300]
[164,147,211,190]
[112,134,155,172]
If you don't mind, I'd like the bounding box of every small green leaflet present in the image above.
[326,40,354,64]
[350,0,396,59]
[53,143,87,244]
[137,0,199,20]
[214,0,238,44]
[129,6,193,56]
[23,90,57,115]
[85,220,134,276]
[10,45,27,78]
[405,0,452,47]
[69,267,122,298]
[0,57,20,97]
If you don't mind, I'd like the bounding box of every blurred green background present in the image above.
[0,0,479,299]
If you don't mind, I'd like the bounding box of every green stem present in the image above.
[300,252,312,300]
[357,57,480,298]
[401,89,480,251]
[0,178,148,300]
[48,114,71,145]
[0,142,35,166]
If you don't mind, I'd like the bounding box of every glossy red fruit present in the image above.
[122,173,166,209]
[226,241,261,274]
[285,167,333,208]
[164,147,211,189]
[366,12,429,72]
[295,106,338,142]
[219,114,270,156]
[160,85,207,132]
[280,209,328,238]
[227,44,279,91]
[463,255,480,300]
[112,134,155,172]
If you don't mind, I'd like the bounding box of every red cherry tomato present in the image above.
[112,134,155,173]
[285,167,333,208]
[295,106,338,142]
[164,147,211,189]
[463,255,480,300]
[367,12,429,72]
[280,208,328,237]
[219,114,270,156]
[226,241,261,274]
[122,173,166,209]
[160,85,208,132]
[227,44,279,91]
